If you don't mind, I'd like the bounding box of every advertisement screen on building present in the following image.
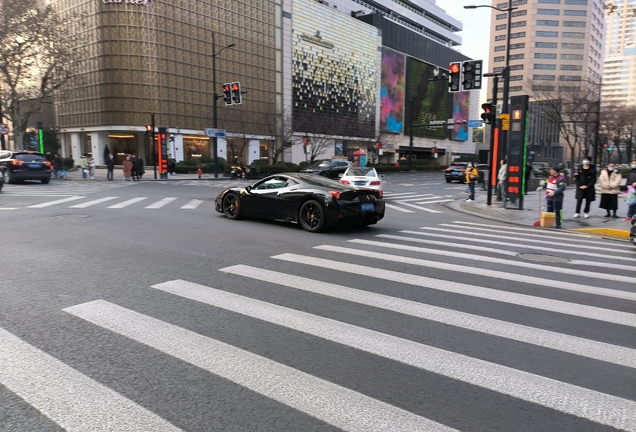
[451,91,470,141]
[380,47,406,134]
[406,57,450,139]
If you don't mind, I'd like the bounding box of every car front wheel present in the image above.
[222,192,243,220]
[299,200,326,233]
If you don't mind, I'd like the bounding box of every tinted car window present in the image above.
[292,173,349,188]
[16,154,45,162]
[346,168,377,176]
[310,161,330,168]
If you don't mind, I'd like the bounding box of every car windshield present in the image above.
[310,160,331,168]
[16,154,45,162]
[345,168,377,177]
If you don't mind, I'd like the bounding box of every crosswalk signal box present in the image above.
[504,95,530,210]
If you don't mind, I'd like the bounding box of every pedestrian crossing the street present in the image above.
[1,222,634,431]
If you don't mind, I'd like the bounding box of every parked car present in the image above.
[215,173,385,232]
[0,151,52,184]
[338,167,384,191]
[301,159,352,179]
[444,162,468,183]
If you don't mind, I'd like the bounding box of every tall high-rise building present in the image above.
[602,0,636,107]
[485,0,606,163]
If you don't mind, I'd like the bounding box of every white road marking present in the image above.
[64,300,458,432]
[397,202,442,213]
[405,230,634,262]
[272,253,636,327]
[148,280,636,432]
[385,195,438,202]
[180,199,203,209]
[0,208,18,210]
[0,327,182,432]
[453,220,595,238]
[220,265,636,368]
[384,203,414,213]
[351,238,636,285]
[107,197,149,208]
[145,198,177,209]
[319,244,636,301]
[69,197,119,208]
[413,199,454,205]
[28,196,86,208]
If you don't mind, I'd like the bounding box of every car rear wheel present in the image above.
[4,170,13,184]
[445,178,451,183]
[222,192,243,220]
[299,200,326,233]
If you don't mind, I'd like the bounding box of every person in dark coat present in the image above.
[573,156,596,218]
[137,155,145,179]
[106,155,115,181]
[130,154,140,181]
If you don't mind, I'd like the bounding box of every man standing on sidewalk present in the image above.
[106,155,115,181]
[542,165,567,228]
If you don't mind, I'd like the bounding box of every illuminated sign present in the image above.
[102,0,153,5]
[512,110,522,121]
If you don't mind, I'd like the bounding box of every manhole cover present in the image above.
[51,214,92,220]
[518,253,570,263]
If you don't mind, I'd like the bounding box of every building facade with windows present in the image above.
[602,0,636,107]
[485,0,606,164]
[38,0,474,166]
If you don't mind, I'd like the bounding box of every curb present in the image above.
[570,228,631,240]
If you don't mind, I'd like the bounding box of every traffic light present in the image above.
[222,83,232,105]
[448,62,461,93]
[461,60,483,91]
[481,103,496,125]
[145,125,152,134]
[231,82,242,105]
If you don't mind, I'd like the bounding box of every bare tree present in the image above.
[261,108,295,164]
[0,0,83,149]
[600,104,636,164]
[528,81,599,181]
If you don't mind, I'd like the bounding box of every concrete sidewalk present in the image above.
[59,167,227,182]
[448,185,632,240]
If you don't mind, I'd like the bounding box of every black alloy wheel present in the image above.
[299,199,326,233]
[222,192,243,220]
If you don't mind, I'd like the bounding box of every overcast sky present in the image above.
[443,0,495,102]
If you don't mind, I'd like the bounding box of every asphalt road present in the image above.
[1,172,634,432]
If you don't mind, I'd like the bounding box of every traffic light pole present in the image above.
[212,31,220,178]
[486,75,499,206]
[152,113,156,180]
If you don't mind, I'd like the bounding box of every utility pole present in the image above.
[210,32,235,178]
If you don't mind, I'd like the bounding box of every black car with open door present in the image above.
[215,173,385,232]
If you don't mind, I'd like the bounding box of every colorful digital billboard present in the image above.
[406,57,450,139]
[380,47,406,133]
[451,91,471,141]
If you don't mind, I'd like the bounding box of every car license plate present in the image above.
[355,181,366,186]
[361,203,374,211]
[451,171,458,175]
[29,164,41,169]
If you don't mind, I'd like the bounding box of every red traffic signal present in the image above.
[448,62,461,93]
[449,63,460,74]
[222,83,232,105]
[231,82,242,105]
[481,103,496,125]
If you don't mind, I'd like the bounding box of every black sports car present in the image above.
[215,173,385,232]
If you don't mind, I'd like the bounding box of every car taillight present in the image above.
[370,181,381,185]
[377,190,383,198]
[10,160,23,166]
[329,191,341,200]
[340,180,350,185]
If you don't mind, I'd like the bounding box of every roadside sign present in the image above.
[467,120,483,128]
[0,124,9,135]
[499,113,510,131]
[205,128,226,138]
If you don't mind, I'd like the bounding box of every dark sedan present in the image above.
[300,159,351,179]
[0,151,52,184]
[215,173,385,232]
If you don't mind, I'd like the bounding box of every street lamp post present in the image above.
[211,32,235,178]
[465,2,517,160]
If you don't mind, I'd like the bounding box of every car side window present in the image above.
[254,177,288,190]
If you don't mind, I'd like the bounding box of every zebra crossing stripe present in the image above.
[64,300,459,432]
[27,196,86,208]
[355,238,635,284]
[272,253,636,327]
[413,199,454,205]
[384,203,414,213]
[317,244,636,301]
[386,195,438,202]
[180,199,203,209]
[404,230,634,262]
[397,202,442,213]
[145,198,177,209]
[148,280,636,431]
[453,220,595,238]
[0,327,182,432]
[377,234,636,273]
[69,197,119,208]
[438,223,628,247]
[107,197,149,208]
[219,265,636,368]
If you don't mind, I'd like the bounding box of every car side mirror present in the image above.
[245,186,252,193]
